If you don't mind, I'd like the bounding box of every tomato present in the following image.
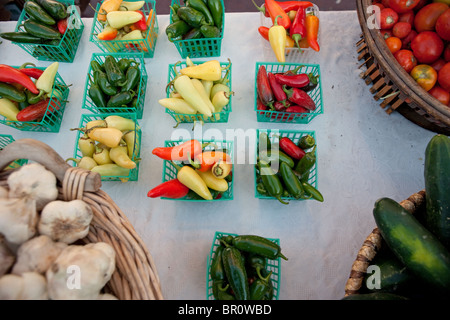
[389,0,420,13]
[413,0,428,12]
[411,31,444,64]
[438,63,450,92]
[380,29,393,39]
[429,85,450,105]
[431,58,447,73]
[394,49,418,72]
[386,36,403,53]
[399,10,415,24]
[414,2,449,33]
[410,64,438,91]
[393,22,412,38]
[445,44,450,62]
[435,8,450,41]
[379,8,399,29]
[401,29,417,49]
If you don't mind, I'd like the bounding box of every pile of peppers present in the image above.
[256,132,323,204]
[88,55,142,111]
[147,139,233,201]
[256,64,319,117]
[68,115,139,181]
[95,0,156,53]
[0,62,64,123]
[210,233,287,300]
[165,0,224,42]
[253,0,321,62]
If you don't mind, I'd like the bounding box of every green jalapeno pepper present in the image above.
[259,149,294,168]
[94,70,117,96]
[258,132,271,152]
[256,182,268,196]
[165,20,191,42]
[26,89,45,104]
[221,246,249,300]
[258,161,288,205]
[210,245,226,282]
[121,65,140,92]
[220,235,234,246]
[117,58,137,73]
[88,76,107,109]
[260,268,274,300]
[295,145,316,176]
[246,253,266,279]
[231,234,288,261]
[249,271,272,300]
[170,4,181,22]
[280,161,305,199]
[207,0,224,28]
[186,0,215,25]
[104,56,126,87]
[213,281,235,300]
[90,60,104,73]
[0,82,26,102]
[182,27,203,40]
[177,6,206,28]
[298,134,315,150]
[200,24,221,38]
[107,90,135,109]
[302,181,324,202]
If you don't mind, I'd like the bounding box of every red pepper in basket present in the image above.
[286,105,309,113]
[265,0,291,29]
[253,0,313,18]
[268,72,287,106]
[57,18,68,35]
[256,65,274,108]
[16,99,59,122]
[132,10,147,31]
[290,7,307,49]
[152,139,202,161]
[279,137,306,161]
[275,73,310,88]
[19,68,44,79]
[256,96,269,111]
[283,86,316,111]
[274,100,288,111]
[0,64,39,94]
[147,179,189,199]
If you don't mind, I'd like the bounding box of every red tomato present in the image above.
[445,44,450,62]
[401,29,417,49]
[411,31,444,64]
[429,85,450,105]
[414,2,449,33]
[394,49,418,73]
[431,58,447,73]
[389,0,420,13]
[410,64,438,91]
[393,22,412,38]
[435,8,450,41]
[413,0,428,12]
[438,63,450,91]
[380,29,394,39]
[399,10,415,24]
[379,8,399,29]
[386,36,403,53]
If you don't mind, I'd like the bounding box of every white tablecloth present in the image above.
[0,11,436,300]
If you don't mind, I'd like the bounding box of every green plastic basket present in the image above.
[160,139,233,201]
[72,113,141,182]
[81,53,148,119]
[0,66,69,133]
[206,231,281,300]
[0,134,28,169]
[89,0,158,58]
[165,59,232,124]
[13,0,84,63]
[169,0,224,58]
[254,129,318,202]
[255,62,323,123]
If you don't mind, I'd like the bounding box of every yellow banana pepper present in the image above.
[179,60,222,81]
[158,97,197,114]
[0,97,19,121]
[173,162,212,200]
[107,10,143,29]
[196,170,228,192]
[110,145,136,169]
[269,15,287,63]
[104,115,136,131]
[88,127,123,148]
[91,163,130,177]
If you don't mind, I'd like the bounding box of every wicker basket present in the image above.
[0,139,163,300]
[356,0,450,135]
[344,190,426,297]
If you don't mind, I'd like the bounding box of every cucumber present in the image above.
[424,134,450,248]
[373,197,450,291]
[342,292,409,300]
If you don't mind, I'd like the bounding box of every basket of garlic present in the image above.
[0,138,163,300]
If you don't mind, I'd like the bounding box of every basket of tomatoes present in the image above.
[356,0,450,135]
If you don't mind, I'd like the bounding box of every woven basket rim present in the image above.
[356,0,450,127]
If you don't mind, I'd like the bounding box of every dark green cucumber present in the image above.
[424,134,450,248]
[24,0,56,26]
[221,246,249,300]
[35,0,68,20]
[342,292,409,300]
[373,197,450,291]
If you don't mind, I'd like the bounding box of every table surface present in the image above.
[0,11,437,300]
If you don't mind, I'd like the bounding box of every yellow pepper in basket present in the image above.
[179,60,222,81]
[268,15,286,63]
[107,11,143,29]
[97,0,123,22]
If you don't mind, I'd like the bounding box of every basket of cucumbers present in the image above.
[344,134,450,300]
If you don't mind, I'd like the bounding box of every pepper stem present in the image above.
[251,0,266,15]
[276,196,289,205]
[256,268,272,282]
[170,161,182,172]
[19,62,36,69]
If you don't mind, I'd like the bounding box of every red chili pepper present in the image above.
[265,0,291,29]
[285,105,309,113]
[19,68,44,79]
[16,99,59,122]
[147,179,189,199]
[256,96,269,111]
[0,64,39,94]
[268,72,287,106]
[57,18,68,34]
[274,73,310,88]
[290,7,307,48]
[256,65,274,108]
[279,137,306,160]
[283,86,316,111]
[274,100,287,111]
[133,11,148,31]
[152,139,202,161]
[253,0,313,18]
[258,25,270,41]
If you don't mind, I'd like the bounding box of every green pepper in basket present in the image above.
[165,20,191,42]
[177,6,207,28]
[258,161,288,205]
[231,234,288,261]
[200,24,221,38]
[23,20,61,40]
[103,56,126,87]
[107,90,135,109]
[207,0,224,28]
[24,0,56,26]
[94,70,117,96]
[221,245,250,300]
[186,0,215,26]
[121,65,140,92]
[88,75,107,109]
[280,161,305,199]
[294,145,316,177]
[0,82,26,103]
[90,60,104,73]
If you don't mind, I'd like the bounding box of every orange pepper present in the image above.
[306,13,320,52]
[97,0,123,22]
[192,151,232,172]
